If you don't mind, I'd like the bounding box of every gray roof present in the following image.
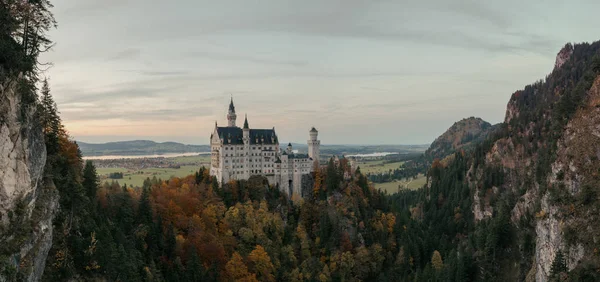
[216,126,278,145]
[310,127,318,133]
[289,153,310,159]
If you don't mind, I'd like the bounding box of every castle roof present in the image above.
[289,153,310,159]
[243,114,249,129]
[310,127,318,133]
[216,126,278,145]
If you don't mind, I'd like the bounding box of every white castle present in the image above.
[210,99,320,197]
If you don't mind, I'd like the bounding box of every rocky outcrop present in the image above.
[465,41,600,281]
[533,76,600,281]
[554,43,573,71]
[0,77,57,281]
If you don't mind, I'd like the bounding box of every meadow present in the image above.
[355,160,405,174]
[95,154,426,194]
[95,155,210,187]
[374,173,427,194]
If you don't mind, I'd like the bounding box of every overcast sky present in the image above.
[42,0,600,145]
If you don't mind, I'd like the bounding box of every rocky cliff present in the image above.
[467,42,600,281]
[0,77,57,281]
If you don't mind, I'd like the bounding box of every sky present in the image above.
[42,0,600,145]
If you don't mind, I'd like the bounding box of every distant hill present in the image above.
[425,117,497,160]
[78,140,210,156]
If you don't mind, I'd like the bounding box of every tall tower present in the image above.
[308,127,320,165]
[243,114,250,178]
[243,114,250,140]
[227,97,237,127]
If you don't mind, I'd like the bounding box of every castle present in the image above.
[210,99,320,197]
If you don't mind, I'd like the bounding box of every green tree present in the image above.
[82,160,98,201]
[550,250,567,279]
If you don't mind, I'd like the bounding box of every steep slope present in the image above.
[468,42,600,280]
[425,117,495,160]
[0,78,57,281]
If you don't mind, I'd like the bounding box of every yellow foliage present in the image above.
[248,245,275,282]
[535,210,547,219]
[226,252,258,282]
[431,250,444,270]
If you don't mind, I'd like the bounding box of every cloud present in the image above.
[108,48,142,61]
[189,51,308,67]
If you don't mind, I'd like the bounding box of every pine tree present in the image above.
[550,250,568,279]
[39,78,63,135]
[137,187,153,225]
[82,161,98,201]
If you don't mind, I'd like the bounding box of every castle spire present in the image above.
[227,96,237,127]
[229,96,235,112]
[243,114,249,129]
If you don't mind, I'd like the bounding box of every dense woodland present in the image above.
[4,1,600,281]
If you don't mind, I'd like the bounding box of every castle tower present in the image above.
[227,97,237,127]
[243,114,250,140]
[308,127,320,165]
[286,143,293,155]
[243,114,250,178]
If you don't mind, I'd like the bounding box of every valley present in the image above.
[3,2,600,281]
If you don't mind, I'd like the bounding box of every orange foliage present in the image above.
[225,252,258,282]
[149,176,231,269]
[248,245,275,282]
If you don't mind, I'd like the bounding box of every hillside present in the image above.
[425,117,496,160]
[77,140,210,156]
[382,41,600,282]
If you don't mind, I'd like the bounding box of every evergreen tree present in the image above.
[82,160,98,201]
[550,250,568,279]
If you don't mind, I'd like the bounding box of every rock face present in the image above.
[533,76,600,281]
[0,77,57,281]
[554,43,573,70]
[466,40,600,281]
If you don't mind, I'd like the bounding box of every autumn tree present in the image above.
[431,250,444,271]
[248,245,275,282]
[225,252,258,282]
[313,165,324,199]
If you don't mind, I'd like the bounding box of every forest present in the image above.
[26,84,569,281]
[4,1,600,281]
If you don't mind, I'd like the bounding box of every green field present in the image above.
[98,165,205,187]
[169,154,211,165]
[375,174,427,194]
[96,155,210,187]
[356,160,404,174]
